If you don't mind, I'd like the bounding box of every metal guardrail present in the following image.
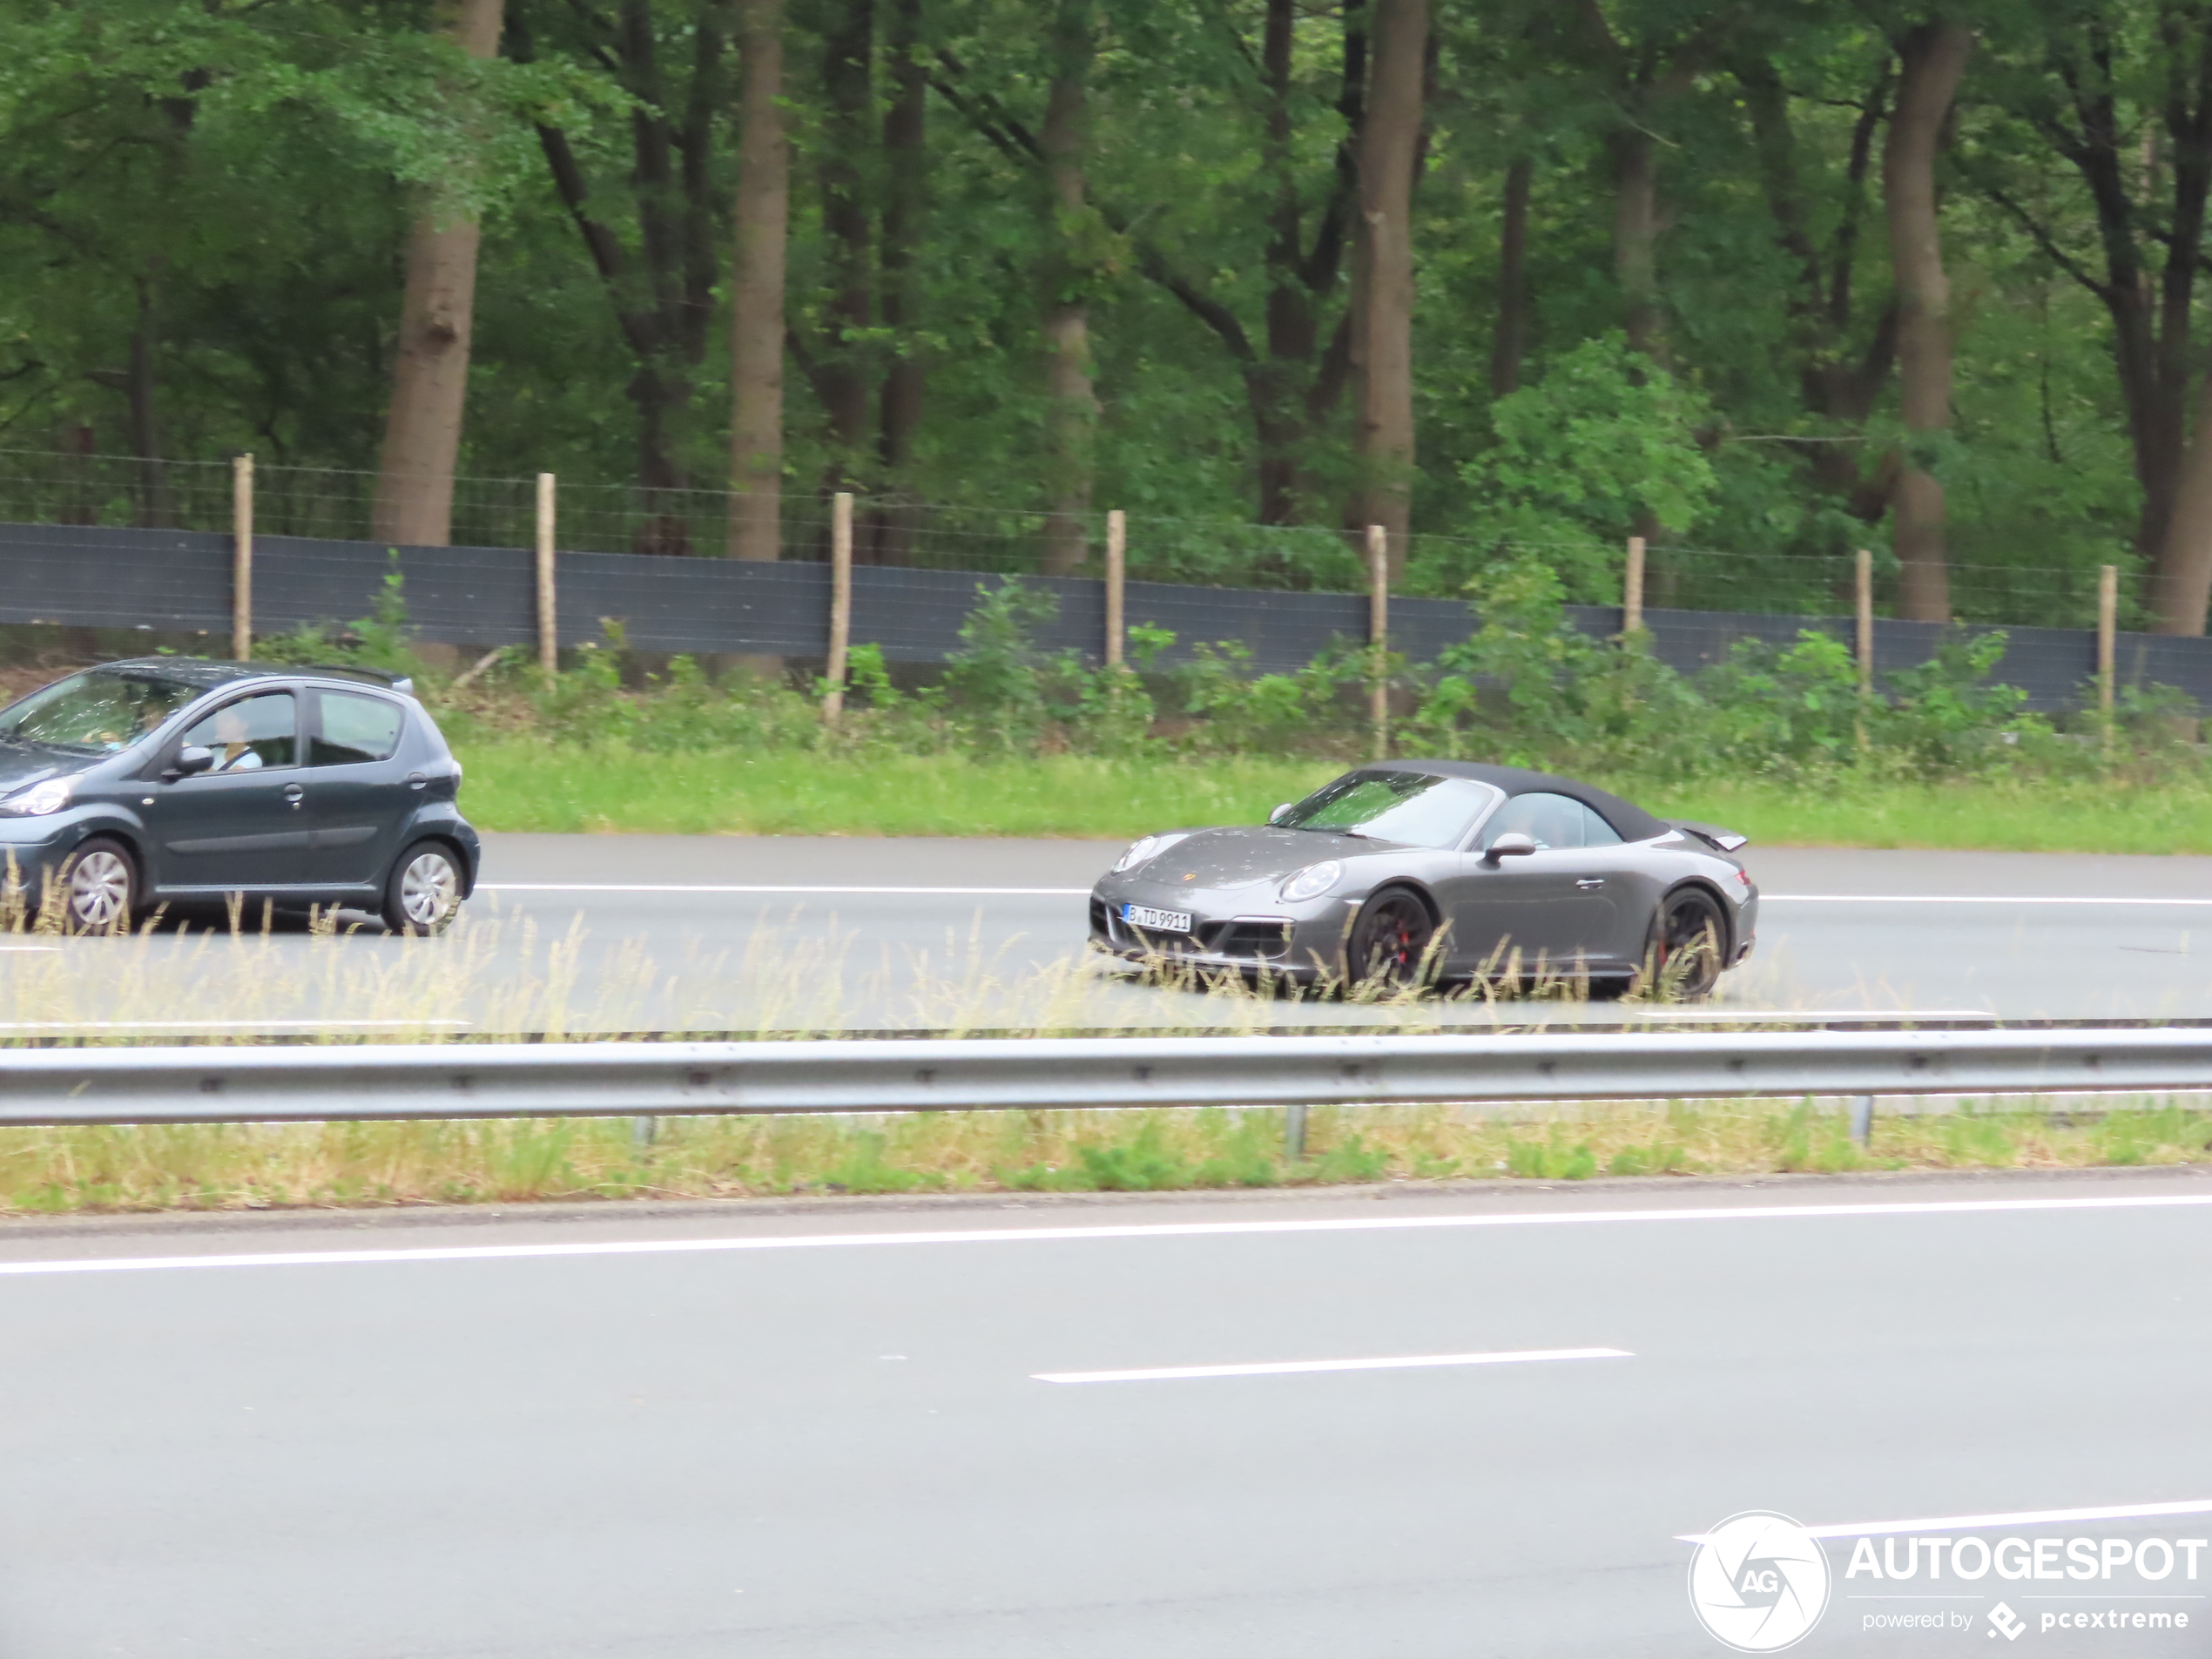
[2,1027,2209,1130]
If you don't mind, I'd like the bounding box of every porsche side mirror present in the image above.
[1483,831,1537,864]
[164,745,215,781]
[1269,802,1293,824]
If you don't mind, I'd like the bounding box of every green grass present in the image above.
[5,1097,2208,1216]
[454,738,2212,852]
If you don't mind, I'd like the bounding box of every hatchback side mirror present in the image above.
[1483,831,1538,864]
[1269,802,1293,824]
[164,745,215,781]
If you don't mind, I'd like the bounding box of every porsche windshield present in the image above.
[1277,771,1501,849]
[0,669,199,755]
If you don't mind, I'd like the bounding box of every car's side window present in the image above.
[179,692,295,773]
[1580,803,1624,846]
[310,691,405,766]
[1482,792,1590,850]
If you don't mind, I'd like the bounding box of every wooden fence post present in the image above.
[1104,509,1126,669]
[824,490,853,722]
[535,472,558,676]
[2098,563,2118,738]
[231,453,253,660]
[1855,548,1874,753]
[1368,523,1389,760]
[1622,535,1645,636]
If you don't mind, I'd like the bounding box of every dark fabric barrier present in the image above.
[0,518,2201,711]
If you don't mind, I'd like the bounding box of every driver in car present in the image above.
[211,705,264,772]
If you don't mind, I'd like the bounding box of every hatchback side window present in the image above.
[311,691,405,765]
[179,692,295,772]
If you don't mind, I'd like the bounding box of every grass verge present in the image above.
[6,1097,2209,1215]
[454,741,2212,853]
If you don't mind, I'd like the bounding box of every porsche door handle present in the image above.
[1575,878,1605,890]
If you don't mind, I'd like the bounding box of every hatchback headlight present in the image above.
[1279,860,1343,901]
[1112,832,1189,873]
[0,777,72,817]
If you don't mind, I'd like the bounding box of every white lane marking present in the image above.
[5,1191,2212,1280]
[1035,1346,1630,1384]
[0,1018,471,1031]
[481,883,1090,897]
[1678,1497,2212,1544]
[1766,894,2212,906]
[0,945,57,953]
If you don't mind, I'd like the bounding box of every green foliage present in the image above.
[1432,337,1721,600]
[252,554,423,678]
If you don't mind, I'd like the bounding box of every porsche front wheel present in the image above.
[1346,888,1437,989]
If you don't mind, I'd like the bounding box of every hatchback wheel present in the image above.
[382,841,462,935]
[60,838,136,934]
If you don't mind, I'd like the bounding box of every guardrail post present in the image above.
[824,490,853,724]
[1367,524,1388,760]
[1104,508,1126,669]
[536,472,558,676]
[232,453,253,660]
[632,1114,658,1153]
[1284,1101,1307,1163]
[1850,1094,1874,1146]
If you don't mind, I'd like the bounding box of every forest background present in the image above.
[8,0,2212,638]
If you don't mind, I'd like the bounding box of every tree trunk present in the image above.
[2156,372,2212,635]
[1489,155,1530,397]
[1610,127,1662,360]
[873,0,927,565]
[727,0,789,563]
[372,0,505,550]
[1039,0,1098,577]
[1882,21,1972,624]
[1348,0,1428,569]
[818,0,874,489]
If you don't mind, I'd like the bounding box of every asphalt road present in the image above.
[3,1171,2209,1657]
[4,833,2212,1033]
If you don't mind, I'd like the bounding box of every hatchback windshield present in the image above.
[1276,770,1501,849]
[0,669,199,755]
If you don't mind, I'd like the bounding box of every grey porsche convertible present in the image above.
[1088,759,1757,996]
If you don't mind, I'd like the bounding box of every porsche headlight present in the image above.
[1112,832,1189,873]
[1279,860,1343,902]
[0,777,72,817]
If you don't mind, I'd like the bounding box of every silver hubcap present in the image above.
[398,851,458,929]
[69,850,130,930]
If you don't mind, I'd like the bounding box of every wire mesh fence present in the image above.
[0,444,2163,634]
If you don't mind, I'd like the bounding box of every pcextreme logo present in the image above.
[1687,1512,1832,1652]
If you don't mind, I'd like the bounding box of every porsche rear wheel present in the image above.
[1645,887,1726,1001]
[1346,887,1437,989]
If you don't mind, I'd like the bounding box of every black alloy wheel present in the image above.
[57,837,136,934]
[1649,887,1726,1001]
[1346,887,1437,989]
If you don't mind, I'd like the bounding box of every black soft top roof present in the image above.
[1364,758,1668,842]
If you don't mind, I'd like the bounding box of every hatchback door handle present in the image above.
[407,772,428,791]
[282,783,306,806]
[1575,877,1604,889]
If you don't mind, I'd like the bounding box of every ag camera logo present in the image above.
[1689,1511,1832,1651]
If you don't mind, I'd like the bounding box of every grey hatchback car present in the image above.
[0,658,479,934]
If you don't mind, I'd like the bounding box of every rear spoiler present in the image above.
[1666,819,1749,853]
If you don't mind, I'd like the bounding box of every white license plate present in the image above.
[1122,904,1193,934]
